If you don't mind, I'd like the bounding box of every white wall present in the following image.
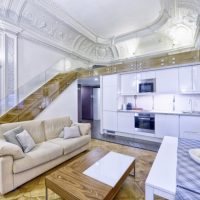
[35,80,78,122]
[17,37,65,87]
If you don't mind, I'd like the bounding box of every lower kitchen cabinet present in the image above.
[103,111,117,132]
[117,112,134,134]
[180,116,200,140]
[155,114,179,138]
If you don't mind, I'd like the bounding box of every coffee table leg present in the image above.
[45,187,48,200]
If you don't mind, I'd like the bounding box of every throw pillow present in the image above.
[63,126,81,139]
[3,126,24,148]
[0,140,25,159]
[16,130,36,153]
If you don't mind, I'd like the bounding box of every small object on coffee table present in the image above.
[45,148,135,200]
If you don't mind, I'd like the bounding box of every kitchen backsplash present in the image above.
[119,94,200,112]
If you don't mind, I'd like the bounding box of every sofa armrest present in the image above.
[0,156,14,194]
[73,123,91,136]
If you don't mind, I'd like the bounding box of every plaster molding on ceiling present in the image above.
[34,0,97,43]
[178,0,200,12]
[19,29,94,64]
[0,20,22,34]
[35,0,174,44]
[115,9,170,43]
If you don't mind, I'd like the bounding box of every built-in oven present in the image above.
[134,113,155,133]
[138,79,156,93]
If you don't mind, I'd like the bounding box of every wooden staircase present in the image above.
[0,71,77,124]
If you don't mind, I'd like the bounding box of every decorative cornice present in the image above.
[0,20,22,34]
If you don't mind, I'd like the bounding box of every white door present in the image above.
[179,66,193,93]
[120,73,137,94]
[156,68,179,93]
[117,112,135,134]
[155,114,179,138]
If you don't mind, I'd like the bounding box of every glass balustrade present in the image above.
[0,60,71,117]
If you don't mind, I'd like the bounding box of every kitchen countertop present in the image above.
[117,109,200,116]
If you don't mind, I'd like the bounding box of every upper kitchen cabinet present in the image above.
[156,68,179,93]
[120,73,137,95]
[103,74,118,87]
[179,66,193,93]
[179,65,200,93]
[102,74,118,111]
[137,71,156,81]
[193,65,200,92]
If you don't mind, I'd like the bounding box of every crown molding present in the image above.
[0,20,22,34]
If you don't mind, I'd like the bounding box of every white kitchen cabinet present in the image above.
[103,86,118,111]
[103,74,118,87]
[179,66,193,93]
[102,74,118,111]
[117,112,135,134]
[193,65,200,92]
[156,68,179,93]
[155,114,179,138]
[180,115,200,140]
[120,73,137,94]
[137,71,156,80]
[103,111,117,131]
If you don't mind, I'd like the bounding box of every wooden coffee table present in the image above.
[45,148,135,200]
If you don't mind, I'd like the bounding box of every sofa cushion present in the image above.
[48,135,91,155]
[72,123,91,136]
[43,116,72,140]
[0,120,45,144]
[3,126,24,148]
[63,126,81,139]
[0,140,25,160]
[13,142,63,173]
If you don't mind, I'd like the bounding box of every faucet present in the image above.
[189,99,193,112]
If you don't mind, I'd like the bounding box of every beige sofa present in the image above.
[0,116,91,194]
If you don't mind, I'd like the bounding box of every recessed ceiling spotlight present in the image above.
[94,77,99,81]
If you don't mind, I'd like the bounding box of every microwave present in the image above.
[138,79,156,93]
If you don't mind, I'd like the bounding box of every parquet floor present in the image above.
[0,139,164,200]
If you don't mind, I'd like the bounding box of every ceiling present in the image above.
[0,0,200,66]
[52,0,161,39]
